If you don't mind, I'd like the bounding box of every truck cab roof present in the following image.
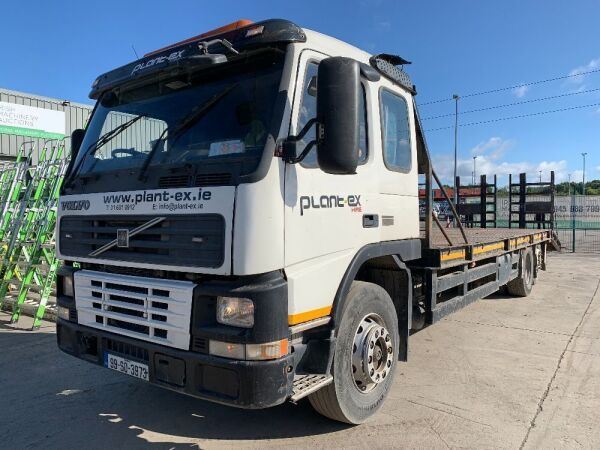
[89,19,415,100]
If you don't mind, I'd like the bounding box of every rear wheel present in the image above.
[308,281,399,424]
[507,247,534,297]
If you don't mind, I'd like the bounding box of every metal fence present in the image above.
[555,229,600,253]
[553,196,600,253]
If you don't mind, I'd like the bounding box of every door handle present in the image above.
[362,214,379,228]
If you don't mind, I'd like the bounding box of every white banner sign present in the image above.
[429,196,600,225]
[498,196,600,222]
[0,101,65,139]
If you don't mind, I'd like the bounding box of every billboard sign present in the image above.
[0,101,65,139]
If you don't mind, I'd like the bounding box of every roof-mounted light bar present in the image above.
[145,19,254,57]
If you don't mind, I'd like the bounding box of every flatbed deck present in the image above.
[421,227,552,268]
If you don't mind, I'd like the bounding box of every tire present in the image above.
[308,281,399,424]
[507,247,534,297]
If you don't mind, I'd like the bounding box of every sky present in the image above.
[1,0,599,186]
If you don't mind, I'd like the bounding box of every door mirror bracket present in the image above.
[281,117,318,164]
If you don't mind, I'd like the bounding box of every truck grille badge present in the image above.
[117,229,129,248]
[88,216,166,257]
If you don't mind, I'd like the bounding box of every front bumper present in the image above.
[57,319,295,409]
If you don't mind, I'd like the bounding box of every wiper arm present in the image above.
[65,114,145,186]
[137,83,239,181]
[91,114,146,156]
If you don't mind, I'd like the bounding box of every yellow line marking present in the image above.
[473,242,505,255]
[441,250,466,262]
[288,305,332,325]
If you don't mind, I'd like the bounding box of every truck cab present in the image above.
[56,19,546,424]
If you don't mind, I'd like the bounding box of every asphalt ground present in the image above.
[1,253,599,449]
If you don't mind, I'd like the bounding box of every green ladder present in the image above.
[0,143,67,327]
[10,151,68,327]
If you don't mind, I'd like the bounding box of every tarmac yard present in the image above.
[1,253,599,449]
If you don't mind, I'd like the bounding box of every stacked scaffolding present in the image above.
[0,141,69,329]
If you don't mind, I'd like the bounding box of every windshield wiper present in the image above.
[137,83,239,181]
[66,114,146,185]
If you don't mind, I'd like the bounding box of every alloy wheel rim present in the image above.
[350,313,394,393]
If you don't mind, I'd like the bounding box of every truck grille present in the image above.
[74,270,195,350]
[60,214,225,268]
[158,173,232,188]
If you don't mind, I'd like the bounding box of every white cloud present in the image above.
[470,136,513,160]
[596,165,600,173]
[512,85,529,98]
[431,137,573,185]
[573,84,591,94]
[566,58,600,85]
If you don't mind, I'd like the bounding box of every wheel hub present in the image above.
[351,314,394,393]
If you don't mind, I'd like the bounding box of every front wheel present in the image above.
[308,281,399,424]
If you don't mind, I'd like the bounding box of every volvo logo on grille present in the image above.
[88,217,166,257]
[117,229,129,248]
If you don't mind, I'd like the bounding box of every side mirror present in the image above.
[70,128,85,160]
[316,57,360,174]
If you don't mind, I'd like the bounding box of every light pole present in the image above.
[453,94,460,204]
[568,173,571,196]
[472,156,477,185]
[582,152,587,195]
[538,170,542,183]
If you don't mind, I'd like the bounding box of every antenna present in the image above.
[131,44,140,60]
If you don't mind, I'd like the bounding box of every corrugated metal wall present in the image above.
[96,112,167,159]
[0,88,93,163]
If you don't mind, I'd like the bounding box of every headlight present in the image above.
[61,274,74,297]
[216,296,254,328]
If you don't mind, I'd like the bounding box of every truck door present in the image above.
[283,51,379,320]
[377,86,419,241]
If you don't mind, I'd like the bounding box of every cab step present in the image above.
[290,374,333,402]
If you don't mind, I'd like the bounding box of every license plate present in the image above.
[104,352,149,381]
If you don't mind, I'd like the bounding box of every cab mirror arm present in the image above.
[281,118,318,164]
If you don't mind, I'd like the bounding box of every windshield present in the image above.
[70,52,284,187]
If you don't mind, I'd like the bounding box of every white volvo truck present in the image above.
[56,19,551,424]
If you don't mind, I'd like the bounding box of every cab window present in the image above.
[380,89,411,172]
[297,61,368,167]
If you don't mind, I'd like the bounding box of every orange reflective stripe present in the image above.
[288,306,332,325]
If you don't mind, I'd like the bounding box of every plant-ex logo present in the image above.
[299,194,362,216]
[61,200,90,211]
[131,50,185,75]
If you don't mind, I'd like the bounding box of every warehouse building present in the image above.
[0,88,93,164]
